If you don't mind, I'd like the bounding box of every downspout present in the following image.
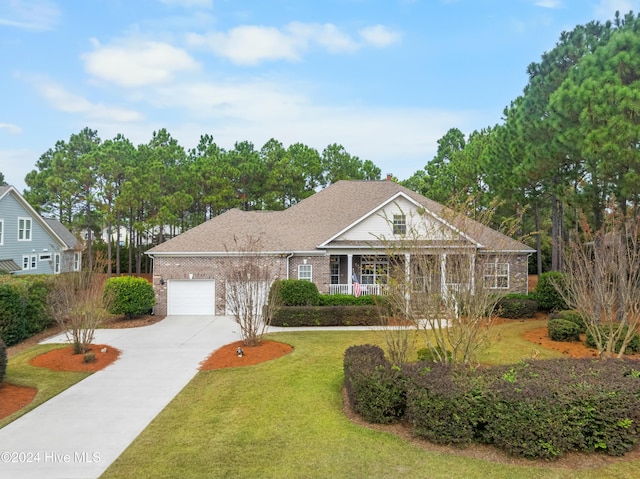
[286,253,294,279]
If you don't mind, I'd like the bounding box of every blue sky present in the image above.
[1,0,638,192]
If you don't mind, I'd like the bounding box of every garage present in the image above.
[167,280,215,315]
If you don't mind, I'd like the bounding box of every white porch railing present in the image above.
[329,284,384,296]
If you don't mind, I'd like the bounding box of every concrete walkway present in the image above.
[0,315,241,479]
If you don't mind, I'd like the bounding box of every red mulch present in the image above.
[29,344,120,372]
[200,340,293,370]
[0,383,37,419]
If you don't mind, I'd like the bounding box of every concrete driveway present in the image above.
[0,315,241,479]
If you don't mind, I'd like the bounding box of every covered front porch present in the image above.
[327,252,476,297]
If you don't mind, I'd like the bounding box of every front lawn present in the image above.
[101,321,639,479]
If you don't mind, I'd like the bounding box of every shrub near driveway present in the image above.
[104,276,155,319]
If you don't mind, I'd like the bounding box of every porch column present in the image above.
[347,254,353,295]
[405,253,411,315]
[441,253,447,297]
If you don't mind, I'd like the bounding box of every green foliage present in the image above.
[343,345,406,424]
[0,336,6,385]
[103,276,155,319]
[534,272,568,311]
[277,279,319,306]
[496,294,538,319]
[548,319,581,342]
[416,347,452,363]
[551,310,587,333]
[271,305,379,327]
[0,282,28,346]
[317,294,377,306]
[585,325,640,354]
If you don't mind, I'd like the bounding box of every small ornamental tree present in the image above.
[103,276,155,319]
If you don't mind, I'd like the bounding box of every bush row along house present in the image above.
[147,180,534,316]
[0,185,81,275]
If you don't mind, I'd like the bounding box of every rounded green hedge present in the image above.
[535,272,568,311]
[277,279,319,306]
[103,276,155,318]
[548,318,581,342]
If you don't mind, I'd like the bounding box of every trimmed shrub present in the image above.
[585,325,640,354]
[318,294,377,306]
[344,345,406,424]
[534,272,568,311]
[551,310,587,334]
[0,336,6,384]
[548,318,581,342]
[496,294,538,319]
[278,279,319,306]
[271,305,379,327]
[103,276,155,318]
[24,277,54,335]
[0,282,28,346]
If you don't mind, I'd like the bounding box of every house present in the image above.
[0,185,82,274]
[147,180,534,316]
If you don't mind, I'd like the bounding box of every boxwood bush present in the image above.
[318,293,377,306]
[551,310,587,333]
[0,282,28,346]
[548,318,581,342]
[0,336,6,385]
[103,276,155,318]
[585,324,640,354]
[277,279,319,306]
[344,347,640,459]
[343,344,406,424]
[271,305,379,327]
[496,294,538,319]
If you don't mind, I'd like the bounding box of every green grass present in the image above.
[101,322,639,479]
[0,344,91,428]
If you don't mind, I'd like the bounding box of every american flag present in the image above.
[352,272,361,298]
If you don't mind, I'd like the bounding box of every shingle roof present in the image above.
[148,180,534,254]
[43,218,81,250]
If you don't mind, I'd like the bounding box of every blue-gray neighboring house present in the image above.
[0,185,82,275]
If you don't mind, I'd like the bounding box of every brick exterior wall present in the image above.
[288,255,331,294]
[477,253,529,294]
[152,255,288,316]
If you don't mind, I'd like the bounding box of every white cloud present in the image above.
[595,0,639,17]
[0,149,33,190]
[36,81,143,122]
[534,0,563,7]
[0,0,60,31]
[158,0,213,8]
[187,21,397,65]
[0,123,22,135]
[82,39,200,88]
[358,25,402,47]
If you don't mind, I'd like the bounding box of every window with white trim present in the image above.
[30,254,37,269]
[483,262,509,289]
[360,256,388,285]
[22,255,29,270]
[73,252,81,271]
[330,257,340,285]
[18,217,32,241]
[39,252,52,261]
[0,219,4,245]
[393,214,406,235]
[54,254,61,274]
[298,264,312,282]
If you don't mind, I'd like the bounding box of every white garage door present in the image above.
[167,280,215,315]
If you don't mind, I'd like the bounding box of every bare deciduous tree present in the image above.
[377,199,519,365]
[561,208,640,358]
[223,237,282,346]
[48,253,112,354]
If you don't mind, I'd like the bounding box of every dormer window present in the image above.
[393,214,406,235]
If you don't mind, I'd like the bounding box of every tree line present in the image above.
[21,130,380,273]
[14,11,640,276]
[403,11,640,274]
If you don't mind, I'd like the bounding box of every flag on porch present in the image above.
[352,272,361,298]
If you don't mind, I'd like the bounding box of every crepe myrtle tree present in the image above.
[559,206,640,358]
[47,253,112,354]
[223,237,282,347]
[376,198,520,365]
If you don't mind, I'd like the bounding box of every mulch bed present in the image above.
[200,340,293,370]
[29,344,120,372]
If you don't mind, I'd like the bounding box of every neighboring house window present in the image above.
[330,258,340,285]
[54,254,61,274]
[298,264,312,282]
[73,252,81,271]
[393,214,406,235]
[360,256,388,285]
[18,217,32,241]
[30,254,37,269]
[484,262,509,289]
[22,255,29,270]
[39,252,52,261]
[0,219,4,245]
